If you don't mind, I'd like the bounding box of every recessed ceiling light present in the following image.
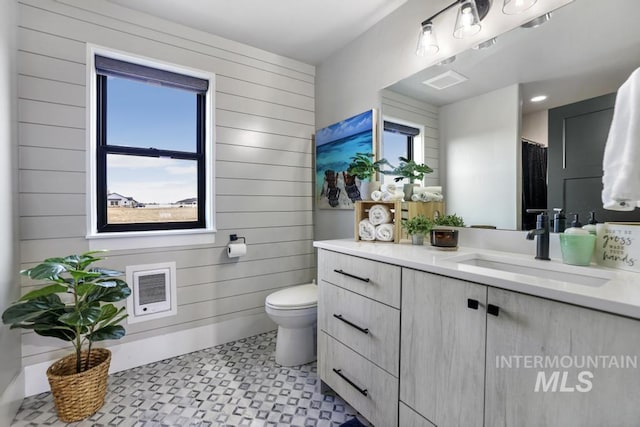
[531,95,548,103]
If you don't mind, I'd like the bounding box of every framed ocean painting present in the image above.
[315,109,377,209]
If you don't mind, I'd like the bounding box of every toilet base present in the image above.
[275,324,317,367]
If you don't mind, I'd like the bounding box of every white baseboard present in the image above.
[24,312,276,397]
[0,371,25,425]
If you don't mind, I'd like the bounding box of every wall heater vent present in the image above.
[126,262,177,324]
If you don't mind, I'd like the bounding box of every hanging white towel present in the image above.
[602,67,640,211]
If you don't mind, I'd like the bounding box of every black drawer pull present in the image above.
[333,314,369,334]
[467,299,479,310]
[333,368,368,396]
[333,269,370,283]
[488,304,500,317]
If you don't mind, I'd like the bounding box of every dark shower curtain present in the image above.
[522,140,548,230]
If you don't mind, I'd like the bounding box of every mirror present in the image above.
[381,0,640,230]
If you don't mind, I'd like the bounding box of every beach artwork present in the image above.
[315,109,376,209]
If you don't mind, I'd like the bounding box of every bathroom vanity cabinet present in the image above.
[316,246,640,427]
[317,249,400,427]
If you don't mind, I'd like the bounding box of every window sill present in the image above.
[86,228,216,251]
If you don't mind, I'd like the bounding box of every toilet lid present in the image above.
[265,284,317,309]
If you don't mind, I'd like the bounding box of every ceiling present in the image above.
[107,0,408,65]
[387,0,640,113]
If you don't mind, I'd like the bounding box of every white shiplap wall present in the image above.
[380,89,440,186]
[17,0,314,373]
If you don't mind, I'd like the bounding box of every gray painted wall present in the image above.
[18,0,314,369]
[0,0,22,422]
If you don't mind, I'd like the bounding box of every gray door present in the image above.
[548,93,640,223]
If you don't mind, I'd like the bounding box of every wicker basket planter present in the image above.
[46,348,111,422]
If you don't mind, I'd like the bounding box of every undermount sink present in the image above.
[443,253,614,287]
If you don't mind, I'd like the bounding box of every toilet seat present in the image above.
[265,284,317,310]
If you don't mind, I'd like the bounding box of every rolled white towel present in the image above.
[380,183,397,193]
[368,204,392,225]
[381,190,404,202]
[371,190,382,201]
[411,194,421,202]
[420,191,444,202]
[375,223,395,241]
[424,186,442,194]
[358,219,376,241]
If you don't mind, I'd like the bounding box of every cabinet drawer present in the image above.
[319,282,399,376]
[399,402,436,427]
[318,249,400,308]
[319,332,398,427]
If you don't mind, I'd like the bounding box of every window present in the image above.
[91,54,214,235]
[382,120,421,184]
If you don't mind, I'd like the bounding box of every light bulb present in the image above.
[503,0,537,15]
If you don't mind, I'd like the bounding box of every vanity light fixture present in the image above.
[503,0,537,15]
[416,0,491,56]
[531,95,548,102]
[473,37,497,50]
[521,12,551,28]
[416,22,440,56]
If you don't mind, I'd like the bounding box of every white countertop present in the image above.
[314,239,640,320]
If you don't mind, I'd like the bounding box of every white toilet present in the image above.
[265,283,318,367]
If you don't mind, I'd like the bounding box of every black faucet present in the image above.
[526,209,550,260]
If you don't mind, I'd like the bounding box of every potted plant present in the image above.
[402,214,434,245]
[346,152,390,201]
[386,156,433,200]
[2,251,131,422]
[431,214,465,248]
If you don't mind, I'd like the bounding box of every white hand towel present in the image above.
[358,219,376,241]
[380,183,397,193]
[368,204,392,225]
[371,190,382,201]
[411,194,421,202]
[375,223,394,241]
[602,67,640,211]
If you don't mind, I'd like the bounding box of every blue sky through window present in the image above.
[106,76,198,205]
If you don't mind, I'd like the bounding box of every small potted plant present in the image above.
[2,251,131,422]
[402,214,434,245]
[346,152,390,201]
[386,156,433,200]
[431,213,465,248]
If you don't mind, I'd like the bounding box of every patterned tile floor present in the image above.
[12,331,362,427]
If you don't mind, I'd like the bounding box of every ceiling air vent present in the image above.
[422,70,468,90]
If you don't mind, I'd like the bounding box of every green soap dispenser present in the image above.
[582,211,598,235]
[565,214,589,235]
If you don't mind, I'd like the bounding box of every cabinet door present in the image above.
[486,288,640,427]
[401,269,487,427]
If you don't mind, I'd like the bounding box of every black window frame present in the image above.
[95,57,208,233]
[383,120,421,161]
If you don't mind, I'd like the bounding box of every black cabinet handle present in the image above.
[467,299,479,310]
[333,314,369,334]
[333,269,370,283]
[333,368,368,396]
[488,304,500,316]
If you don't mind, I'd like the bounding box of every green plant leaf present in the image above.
[1,294,64,325]
[87,325,125,341]
[18,284,67,302]
[90,268,123,277]
[85,280,131,303]
[59,303,102,327]
[34,325,77,341]
[69,270,102,282]
[96,304,119,323]
[21,262,68,280]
